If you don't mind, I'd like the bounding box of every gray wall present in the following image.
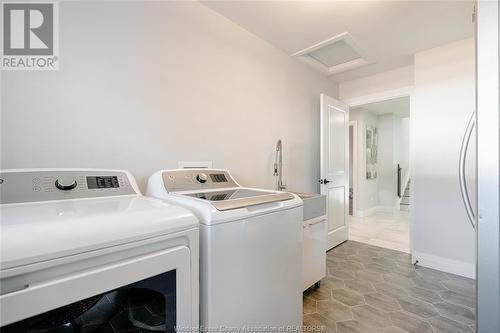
[377,114,396,208]
[1,1,337,192]
[394,116,410,185]
[349,109,379,214]
[378,114,410,208]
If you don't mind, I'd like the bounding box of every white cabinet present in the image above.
[303,216,327,291]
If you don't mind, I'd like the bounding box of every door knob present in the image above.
[318,179,331,184]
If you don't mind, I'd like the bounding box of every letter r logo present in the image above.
[3,3,54,55]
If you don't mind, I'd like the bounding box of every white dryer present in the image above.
[147,169,303,331]
[0,169,199,333]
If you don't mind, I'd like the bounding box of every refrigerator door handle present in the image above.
[459,111,476,229]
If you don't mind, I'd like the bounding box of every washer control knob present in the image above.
[55,177,77,191]
[196,173,208,183]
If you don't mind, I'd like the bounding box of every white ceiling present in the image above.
[202,1,474,82]
[354,96,410,117]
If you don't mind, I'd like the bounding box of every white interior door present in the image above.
[320,94,349,250]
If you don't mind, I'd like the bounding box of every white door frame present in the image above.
[349,120,358,216]
[343,86,413,108]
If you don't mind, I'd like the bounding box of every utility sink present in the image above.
[292,192,316,199]
[290,192,326,220]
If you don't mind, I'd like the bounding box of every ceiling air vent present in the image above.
[291,32,371,76]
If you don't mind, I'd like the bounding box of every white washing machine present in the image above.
[147,169,303,331]
[0,169,199,333]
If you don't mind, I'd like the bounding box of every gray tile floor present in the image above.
[303,241,476,333]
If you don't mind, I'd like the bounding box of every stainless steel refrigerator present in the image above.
[476,1,499,332]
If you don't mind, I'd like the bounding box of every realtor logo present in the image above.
[1,2,59,70]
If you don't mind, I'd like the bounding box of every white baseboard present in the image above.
[412,251,476,279]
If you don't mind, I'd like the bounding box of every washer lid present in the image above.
[0,195,198,270]
[183,189,295,211]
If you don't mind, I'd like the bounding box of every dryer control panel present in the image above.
[0,170,136,204]
[162,169,238,192]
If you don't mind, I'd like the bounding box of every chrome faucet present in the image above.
[273,139,286,191]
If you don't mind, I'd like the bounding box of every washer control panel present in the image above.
[0,170,136,204]
[162,169,238,192]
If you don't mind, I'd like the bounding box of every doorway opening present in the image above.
[348,96,410,253]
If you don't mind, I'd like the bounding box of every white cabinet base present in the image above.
[303,216,327,291]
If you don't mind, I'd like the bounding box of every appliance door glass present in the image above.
[1,246,192,332]
[185,189,275,201]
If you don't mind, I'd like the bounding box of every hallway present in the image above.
[348,212,410,253]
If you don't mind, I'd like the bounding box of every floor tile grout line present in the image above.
[437,313,477,329]
[308,240,475,332]
[435,295,477,312]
